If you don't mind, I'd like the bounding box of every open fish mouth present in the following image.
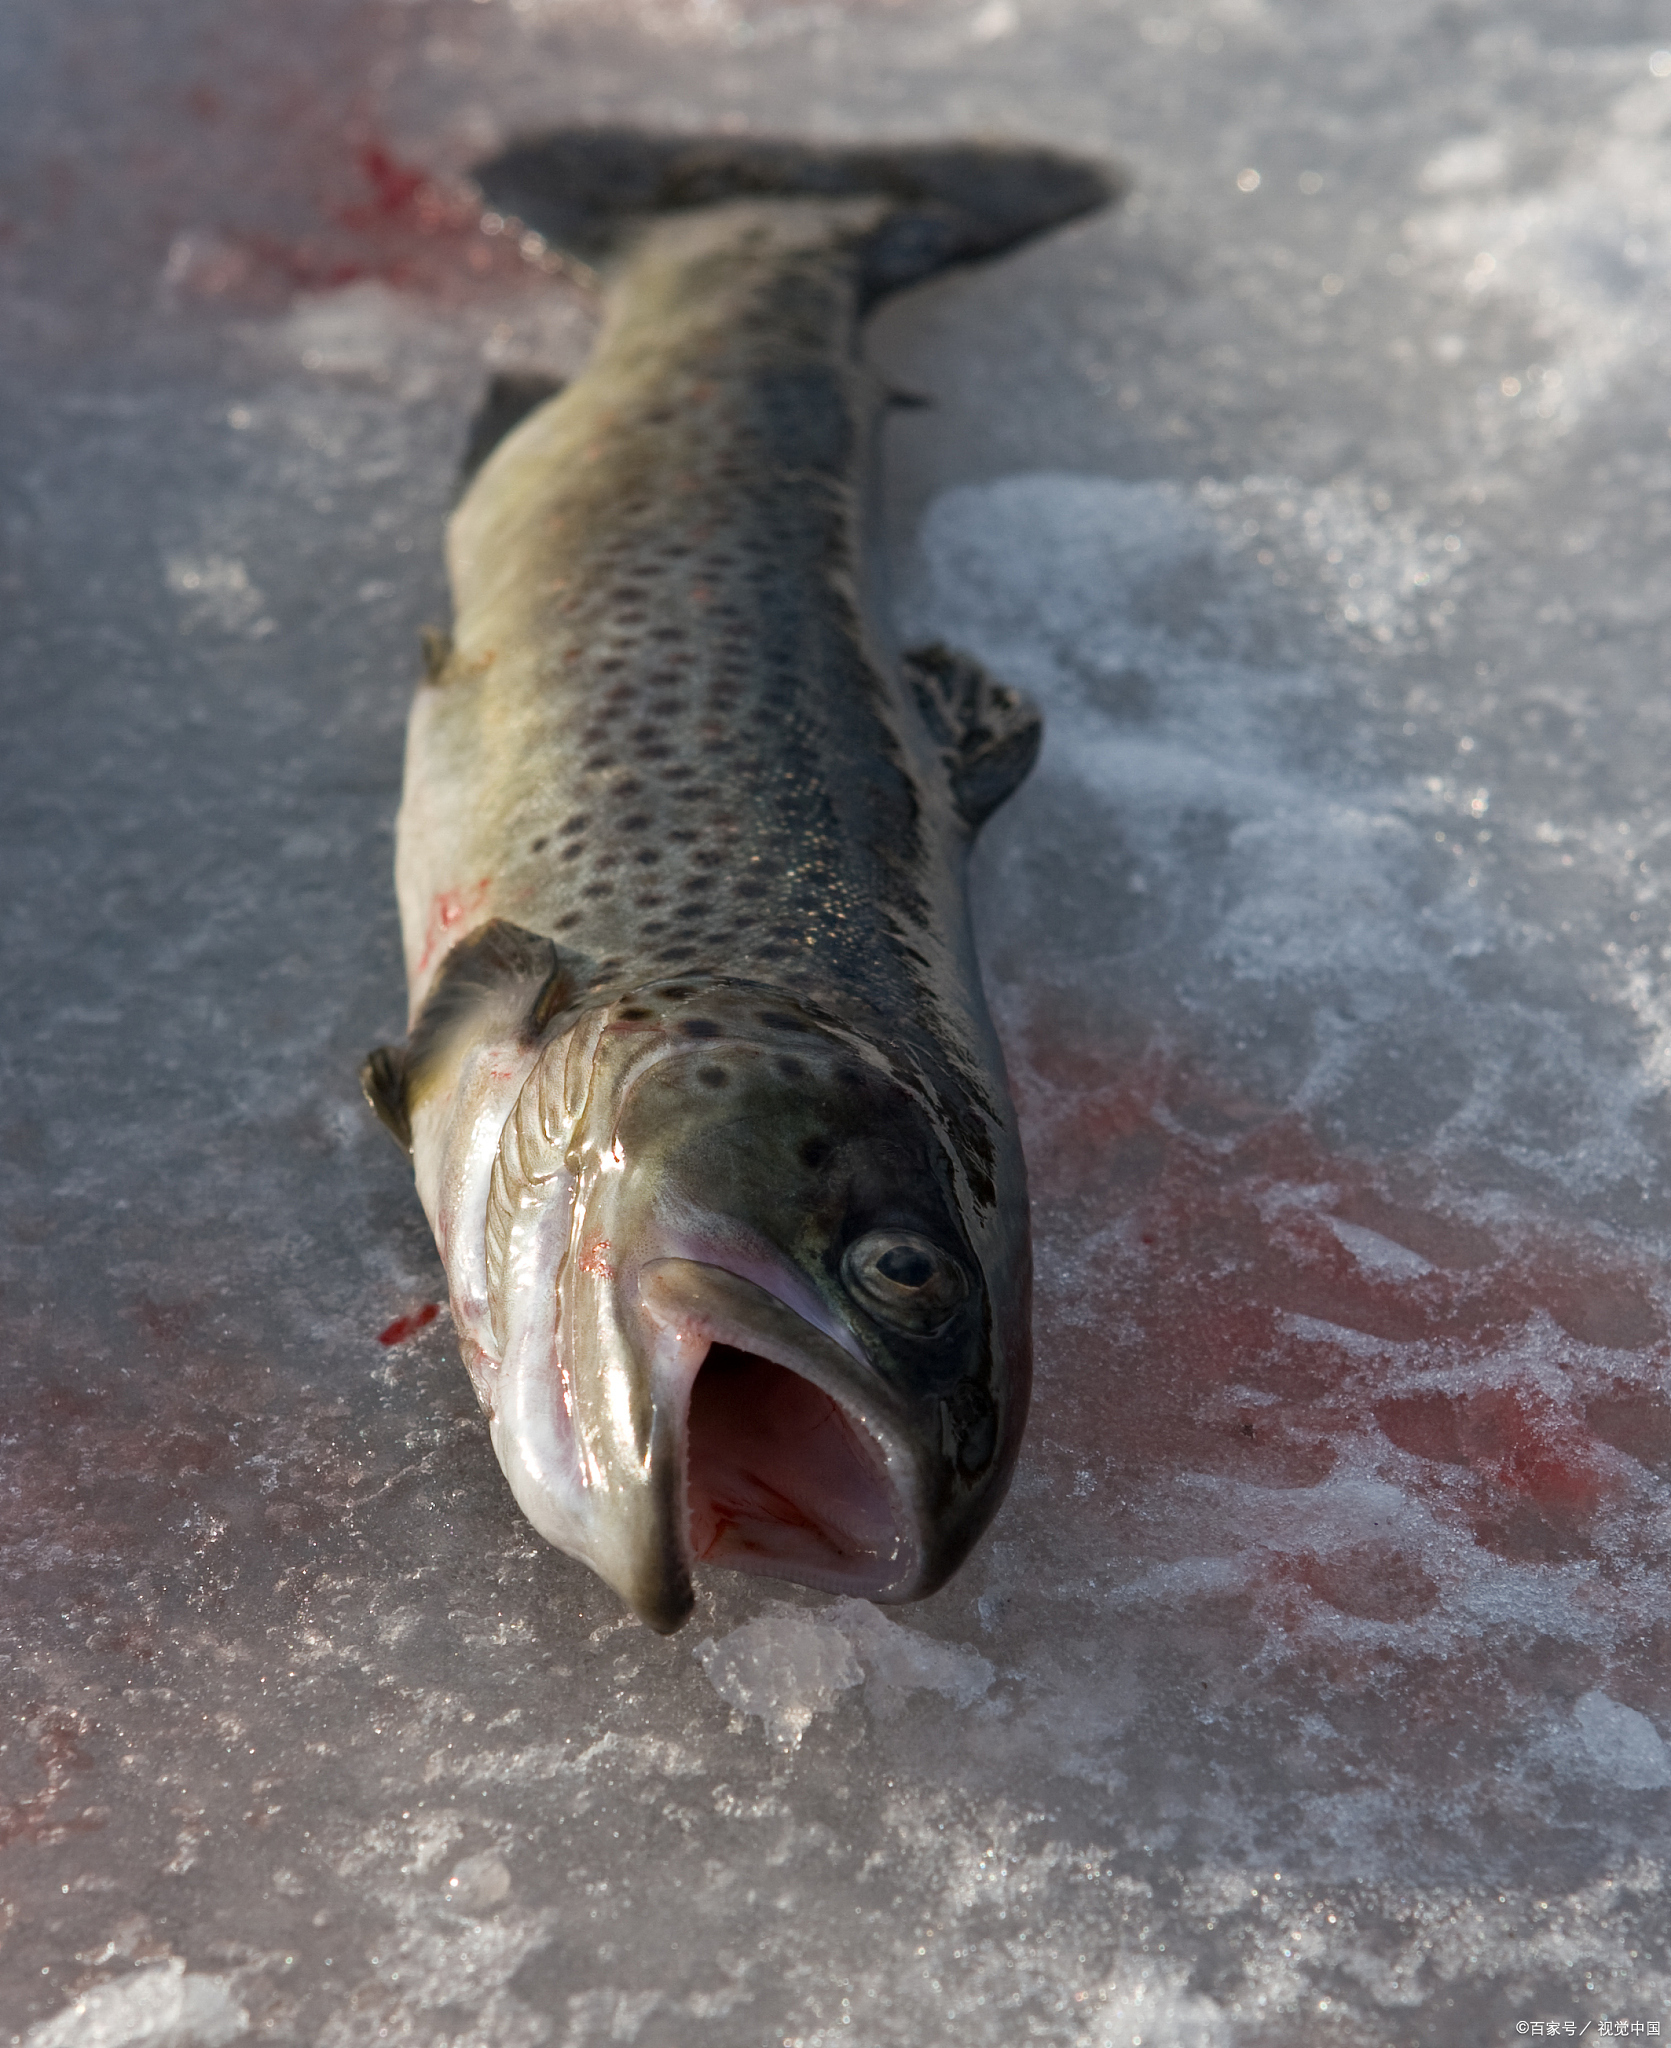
[689,1346,902,1582]
[642,1259,918,1602]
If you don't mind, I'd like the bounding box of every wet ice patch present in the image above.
[22,1959,248,2048]
[693,1598,994,1749]
[164,553,272,637]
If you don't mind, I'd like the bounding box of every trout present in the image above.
[363,132,1115,1631]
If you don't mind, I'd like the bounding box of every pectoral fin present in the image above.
[905,641,1042,831]
[360,1043,413,1154]
[359,918,591,1154]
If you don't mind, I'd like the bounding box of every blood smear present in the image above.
[378,1302,440,1347]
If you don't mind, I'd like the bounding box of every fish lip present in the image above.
[638,1256,925,1604]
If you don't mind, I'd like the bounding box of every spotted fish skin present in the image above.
[368,136,1115,1630]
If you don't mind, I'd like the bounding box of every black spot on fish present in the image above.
[634,849,662,866]
[658,984,695,999]
[661,944,699,960]
[798,1134,829,1168]
[582,882,614,898]
[561,844,585,862]
[619,1006,653,1020]
[530,836,548,853]
[619,813,651,832]
[679,1019,722,1039]
[697,1065,728,1089]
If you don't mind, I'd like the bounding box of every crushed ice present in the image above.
[693,1597,994,1749]
[21,1959,248,2048]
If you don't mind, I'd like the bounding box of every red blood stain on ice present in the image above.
[1008,1018,1669,1599]
[0,1710,105,1851]
[336,141,430,227]
[379,1302,440,1347]
[172,131,534,306]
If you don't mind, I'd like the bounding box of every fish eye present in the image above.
[841,1230,969,1333]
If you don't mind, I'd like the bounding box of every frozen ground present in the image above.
[3,0,1671,2041]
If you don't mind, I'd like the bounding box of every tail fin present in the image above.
[471,130,1119,305]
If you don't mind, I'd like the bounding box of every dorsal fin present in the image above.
[359,919,590,1155]
[471,131,1119,309]
[904,642,1042,831]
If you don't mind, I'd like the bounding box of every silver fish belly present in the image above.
[364,134,1115,1631]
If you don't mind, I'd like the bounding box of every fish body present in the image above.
[365,135,1114,1630]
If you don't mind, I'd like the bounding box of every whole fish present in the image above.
[363,132,1115,1631]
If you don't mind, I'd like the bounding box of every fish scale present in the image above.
[367,133,1115,1629]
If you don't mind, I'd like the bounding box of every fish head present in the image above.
[482,977,1027,1632]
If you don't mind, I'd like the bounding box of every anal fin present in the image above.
[904,641,1042,831]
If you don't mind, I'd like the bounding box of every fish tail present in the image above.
[471,129,1120,305]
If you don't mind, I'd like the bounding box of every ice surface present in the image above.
[5,0,1671,2042]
